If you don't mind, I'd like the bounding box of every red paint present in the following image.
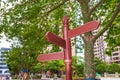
[68,20,99,38]
[37,52,64,62]
[37,15,99,80]
[62,15,72,80]
[45,31,66,49]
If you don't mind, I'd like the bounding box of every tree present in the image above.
[7,47,38,74]
[76,1,120,79]
[6,47,22,74]
[1,0,120,80]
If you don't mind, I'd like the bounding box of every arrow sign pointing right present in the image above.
[68,20,99,38]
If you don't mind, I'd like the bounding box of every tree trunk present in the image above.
[21,72,29,80]
[84,36,95,80]
[77,0,96,79]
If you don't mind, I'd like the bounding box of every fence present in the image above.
[104,72,119,77]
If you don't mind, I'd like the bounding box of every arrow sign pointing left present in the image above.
[45,32,66,49]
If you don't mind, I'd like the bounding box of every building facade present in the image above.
[111,46,120,64]
[94,36,105,61]
[0,47,11,76]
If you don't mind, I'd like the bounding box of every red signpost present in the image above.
[45,32,66,49]
[37,15,99,80]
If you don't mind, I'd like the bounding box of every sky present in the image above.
[0,38,11,48]
[0,33,12,48]
[0,0,12,48]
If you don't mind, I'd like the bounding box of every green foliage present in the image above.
[6,47,38,74]
[105,14,120,52]
[94,58,120,74]
[104,47,114,56]
[45,60,64,72]
[1,0,67,53]
[106,63,120,73]
[103,1,120,54]
[96,63,106,74]
[95,62,120,74]
[94,57,106,74]
[32,60,65,74]
[6,47,22,74]
[94,57,103,66]
[1,0,67,75]
[72,56,84,77]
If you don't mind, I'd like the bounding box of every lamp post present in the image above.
[20,51,24,80]
[21,51,24,71]
[21,51,24,68]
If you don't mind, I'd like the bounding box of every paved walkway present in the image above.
[12,77,120,80]
[101,77,120,80]
[45,77,120,80]
[36,77,120,80]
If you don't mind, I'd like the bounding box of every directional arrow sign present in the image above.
[37,52,64,62]
[68,20,99,38]
[45,32,66,49]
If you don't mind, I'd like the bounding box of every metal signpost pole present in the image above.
[62,15,72,80]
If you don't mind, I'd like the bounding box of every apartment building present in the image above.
[94,36,105,61]
[110,46,120,64]
[92,27,105,61]
[0,47,11,76]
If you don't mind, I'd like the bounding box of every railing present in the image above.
[104,72,119,77]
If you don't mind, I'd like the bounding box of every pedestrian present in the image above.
[46,70,51,78]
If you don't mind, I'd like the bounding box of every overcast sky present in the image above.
[0,38,11,48]
[0,33,12,48]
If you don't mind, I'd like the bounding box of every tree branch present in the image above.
[43,0,67,17]
[93,2,120,42]
[89,0,103,16]
[77,0,91,23]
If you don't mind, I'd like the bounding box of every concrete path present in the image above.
[101,77,120,80]
[12,77,120,80]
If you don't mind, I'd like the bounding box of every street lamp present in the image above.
[20,51,24,80]
[21,51,24,70]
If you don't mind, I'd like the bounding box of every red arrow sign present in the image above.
[45,32,66,49]
[68,20,99,38]
[37,52,64,62]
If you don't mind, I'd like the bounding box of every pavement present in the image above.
[12,77,120,80]
[101,77,120,80]
[36,77,120,80]
[41,77,120,80]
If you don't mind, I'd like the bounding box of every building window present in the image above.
[113,53,119,56]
